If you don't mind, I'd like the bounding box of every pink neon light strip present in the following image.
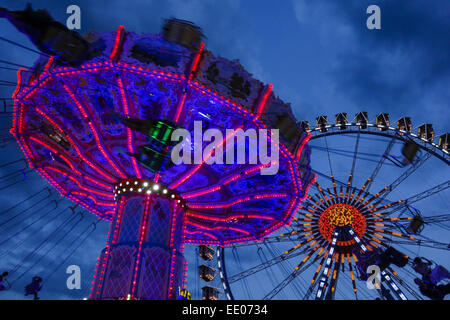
[89,253,102,297]
[35,107,116,183]
[188,192,287,209]
[15,76,50,134]
[29,136,83,175]
[182,260,188,289]
[116,61,185,81]
[252,116,295,160]
[29,133,111,189]
[12,68,25,101]
[70,191,115,207]
[254,84,273,120]
[295,131,311,161]
[89,200,119,297]
[167,202,180,298]
[11,68,25,136]
[191,81,252,116]
[301,172,316,201]
[131,196,151,297]
[182,185,221,199]
[186,211,275,222]
[110,25,125,60]
[117,76,142,178]
[189,43,204,79]
[62,84,126,179]
[44,56,54,71]
[112,199,126,244]
[17,145,105,219]
[187,220,252,236]
[44,166,113,198]
[185,230,218,240]
[96,199,125,296]
[174,43,204,123]
[169,125,244,190]
[173,92,187,124]
[181,162,274,199]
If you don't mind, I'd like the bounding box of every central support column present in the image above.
[90,179,187,300]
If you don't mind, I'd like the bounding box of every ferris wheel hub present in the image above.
[318,203,366,246]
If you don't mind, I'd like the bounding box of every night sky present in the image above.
[0,0,448,300]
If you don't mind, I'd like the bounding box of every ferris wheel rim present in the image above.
[307,122,449,165]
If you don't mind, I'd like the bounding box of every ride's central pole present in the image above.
[90,179,187,300]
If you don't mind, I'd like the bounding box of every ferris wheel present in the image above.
[210,112,450,300]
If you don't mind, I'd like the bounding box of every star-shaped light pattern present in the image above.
[277,175,416,297]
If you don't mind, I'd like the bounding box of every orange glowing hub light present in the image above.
[318,203,366,243]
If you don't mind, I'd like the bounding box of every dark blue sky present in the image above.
[0,0,448,300]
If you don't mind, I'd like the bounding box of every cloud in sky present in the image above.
[288,0,450,131]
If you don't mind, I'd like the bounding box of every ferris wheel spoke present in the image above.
[229,233,301,247]
[387,267,423,300]
[226,247,306,284]
[347,130,360,194]
[363,135,397,193]
[345,253,358,299]
[315,229,340,300]
[377,179,450,215]
[347,226,408,300]
[302,246,330,299]
[422,214,450,224]
[321,253,342,300]
[388,238,449,251]
[307,194,328,211]
[309,145,388,164]
[323,136,334,178]
[424,213,450,223]
[262,247,323,300]
[378,153,431,201]
[263,242,307,298]
[255,245,284,298]
[231,246,252,299]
